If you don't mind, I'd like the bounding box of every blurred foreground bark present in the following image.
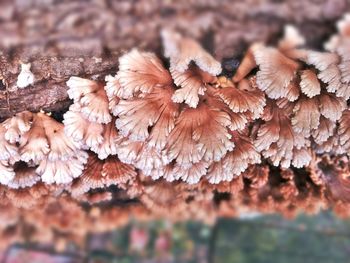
[0,0,348,119]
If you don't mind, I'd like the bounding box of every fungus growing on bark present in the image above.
[64,77,121,159]
[114,86,178,145]
[307,15,350,100]
[253,100,312,168]
[63,104,104,150]
[104,32,263,184]
[299,69,321,97]
[2,111,88,184]
[2,15,350,250]
[233,25,314,102]
[231,23,350,168]
[206,131,261,184]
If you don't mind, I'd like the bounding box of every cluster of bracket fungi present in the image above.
[1,14,350,251]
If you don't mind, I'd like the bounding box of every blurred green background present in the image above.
[3,212,350,263]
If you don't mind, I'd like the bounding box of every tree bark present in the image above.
[0,0,348,119]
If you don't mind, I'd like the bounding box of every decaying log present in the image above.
[0,0,349,118]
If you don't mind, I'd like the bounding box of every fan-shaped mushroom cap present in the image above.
[318,93,346,122]
[207,132,260,184]
[63,103,104,148]
[307,51,340,71]
[3,112,90,184]
[161,29,222,75]
[315,133,344,155]
[217,78,266,119]
[230,132,261,171]
[312,116,336,144]
[18,113,77,163]
[134,143,170,175]
[102,156,137,188]
[292,148,312,168]
[254,108,280,150]
[292,96,320,136]
[254,44,300,100]
[205,87,250,130]
[165,104,234,167]
[116,140,167,181]
[144,164,175,181]
[0,125,19,161]
[171,65,216,108]
[64,102,120,160]
[206,159,233,184]
[2,111,33,144]
[19,114,50,163]
[70,152,137,196]
[255,102,310,168]
[115,86,179,149]
[319,15,350,100]
[300,70,321,98]
[42,120,81,161]
[67,77,99,101]
[67,77,112,124]
[91,120,120,159]
[69,153,105,197]
[318,64,343,91]
[116,49,173,99]
[38,151,88,184]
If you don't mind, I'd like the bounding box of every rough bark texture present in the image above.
[0,0,349,119]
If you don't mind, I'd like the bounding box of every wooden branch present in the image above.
[0,55,119,119]
[0,0,348,118]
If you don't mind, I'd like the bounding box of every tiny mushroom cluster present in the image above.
[1,15,350,248]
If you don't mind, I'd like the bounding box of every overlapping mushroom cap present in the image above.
[304,15,350,155]
[102,29,265,184]
[0,111,88,185]
[60,22,350,185]
[64,77,121,159]
[231,23,350,168]
[233,25,306,101]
